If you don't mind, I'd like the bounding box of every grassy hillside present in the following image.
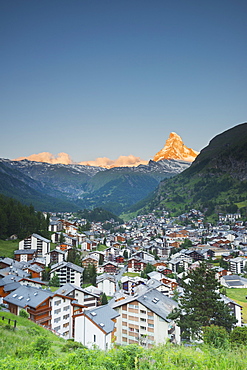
[0,240,19,258]
[0,310,247,369]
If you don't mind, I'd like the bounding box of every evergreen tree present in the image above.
[140,263,155,278]
[101,292,108,305]
[168,262,237,340]
[49,273,60,287]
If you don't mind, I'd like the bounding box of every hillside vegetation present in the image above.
[0,195,50,240]
[0,310,247,369]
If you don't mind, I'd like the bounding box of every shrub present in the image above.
[19,309,29,319]
[61,340,86,352]
[230,326,247,345]
[32,336,50,355]
[203,325,229,348]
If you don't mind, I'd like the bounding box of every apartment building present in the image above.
[112,287,180,347]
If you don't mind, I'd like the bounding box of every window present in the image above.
[63,314,69,320]
[140,310,146,314]
[54,317,61,323]
[55,300,61,306]
[148,323,154,328]
[93,334,96,343]
[54,326,61,331]
[140,318,146,322]
[63,305,70,311]
[54,308,61,315]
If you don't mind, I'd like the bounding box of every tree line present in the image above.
[0,195,50,240]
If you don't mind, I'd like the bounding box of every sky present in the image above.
[1,0,247,165]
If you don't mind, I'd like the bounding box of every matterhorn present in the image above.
[153,132,199,162]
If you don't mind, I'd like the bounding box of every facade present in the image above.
[96,273,116,296]
[74,305,119,350]
[51,294,74,338]
[50,261,84,287]
[19,233,50,258]
[112,287,180,347]
[4,285,53,327]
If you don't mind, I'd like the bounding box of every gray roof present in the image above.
[4,282,21,292]
[14,249,37,255]
[55,283,99,298]
[32,233,51,243]
[50,261,84,274]
[113,286,178,322]
[4,285,53,308]
[0,267,30,278]
[0,275,22,286]
[96,273,116,284]
[84,305,119,334]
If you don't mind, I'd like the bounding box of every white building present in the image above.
[74,305,119,350]
[51,294,74,339]
[50,261,84,287]
[112,286,180,347]
[19,233,50,258]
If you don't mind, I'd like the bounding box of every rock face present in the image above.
[153,132,199,162]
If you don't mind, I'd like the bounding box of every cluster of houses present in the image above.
[0,210,246,349]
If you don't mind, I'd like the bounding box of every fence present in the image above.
[1,316,17,328]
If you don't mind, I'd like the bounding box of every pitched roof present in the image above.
[84,304,119,334]
[113,286,177,322]
[50,261,84,274]
[4,285,53,308]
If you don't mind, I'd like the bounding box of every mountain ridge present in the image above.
[132,122,247,218]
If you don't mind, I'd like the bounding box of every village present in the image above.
[0,209,246,349]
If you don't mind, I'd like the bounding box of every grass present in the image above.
[123,272,141,277]
[96,244,108,251]
[0,239,19,258]
[1,309,247,369]
[225,288,247,323]
[0,310,65,358]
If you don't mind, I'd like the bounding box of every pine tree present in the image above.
[101,292,108,305]
[168,261,237,340]
[49,273,60,287]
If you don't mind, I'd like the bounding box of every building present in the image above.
[18,233,50,258]
[74,304,119,350]
[4,285,53,328]
[112,286,180,347]
[50,261,84,287]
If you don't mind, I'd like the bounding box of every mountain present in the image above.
[153,132,199,162]
[132,123,247,219]
[0,157,190,214]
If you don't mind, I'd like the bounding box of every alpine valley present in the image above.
[0,133,195,215]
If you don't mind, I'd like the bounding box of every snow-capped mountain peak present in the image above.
[153,132,199,162]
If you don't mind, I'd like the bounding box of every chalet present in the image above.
[121,275,146,295]
[4,285,53,328]
[81,255,99,269]
[102,261,119,275]
[55,283,99,307]
[48,218,63,233]
[127,256,147,273]
[14,249,38,262]
[46,249,66,265]
[0,275,22,299]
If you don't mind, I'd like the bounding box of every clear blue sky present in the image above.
[1,0,247,162]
